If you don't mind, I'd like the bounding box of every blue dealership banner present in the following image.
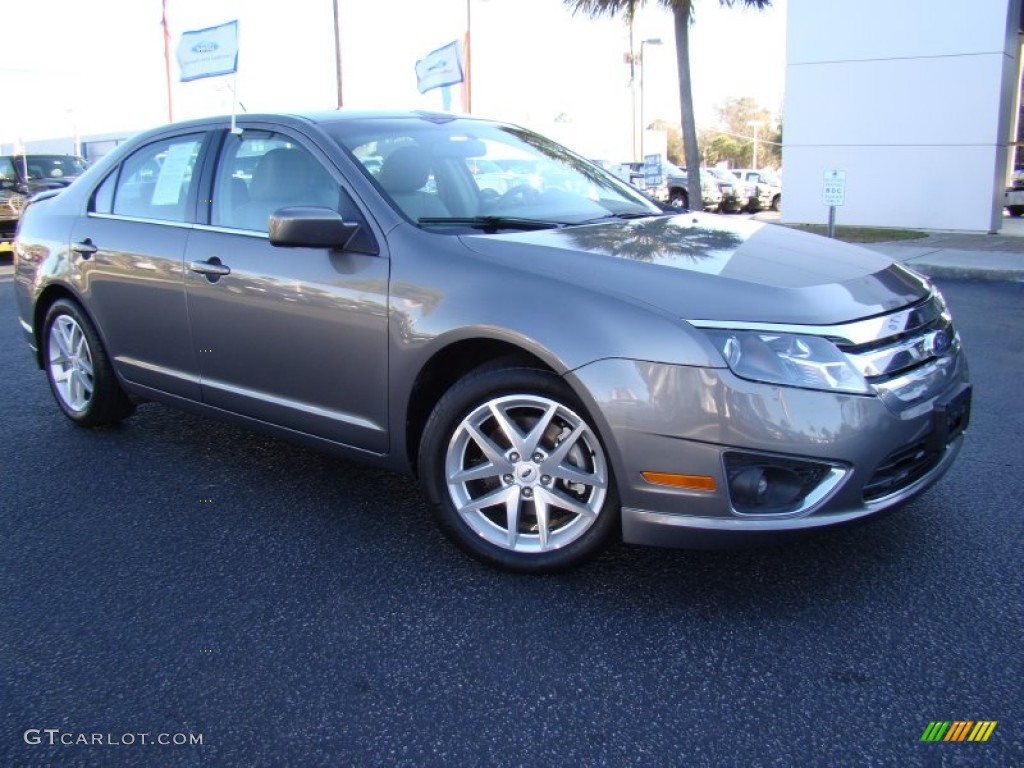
[177,20,239,82]
[415,40,464,94]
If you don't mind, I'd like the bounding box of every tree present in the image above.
[714,96,780,168]
[565,0,771,210]
[697,97,782,168]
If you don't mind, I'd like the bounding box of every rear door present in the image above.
[71,131,210,398]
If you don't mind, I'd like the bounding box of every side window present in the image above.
[0,157,16,183]
[92,171,117,214]
[212,131,340,232]
[112,134,203,222]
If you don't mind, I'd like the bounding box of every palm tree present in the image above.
[565,0,771,211]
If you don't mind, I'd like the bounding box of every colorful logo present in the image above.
[191,41,218,54]
[920,721,997,742]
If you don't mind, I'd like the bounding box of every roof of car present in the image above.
[153,109,483,130]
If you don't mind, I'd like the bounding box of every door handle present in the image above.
[71,239,97,258]
[188,257,231,280]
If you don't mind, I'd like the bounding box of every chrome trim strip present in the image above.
[19,317,33,334]
[729,466,848,519]
[116,356,201,385]
[192,223,269,238]
[87,213,270,239]
[200,377,383,432]
[846,324,954,378]
[688,293,942,346]
[88,213,195,229]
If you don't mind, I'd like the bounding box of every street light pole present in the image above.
[749,121,760,168]
[639,38,662,160]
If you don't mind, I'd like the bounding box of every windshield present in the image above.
[17,155,87,181]
[327,117,663,230]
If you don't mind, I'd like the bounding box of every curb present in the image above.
[905,262,1024,283]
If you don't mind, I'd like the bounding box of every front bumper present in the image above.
[569,355,969,549]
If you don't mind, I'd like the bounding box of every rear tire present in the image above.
[1008,205,1024,217]
[42,298,134,427]
[418,366,619,572]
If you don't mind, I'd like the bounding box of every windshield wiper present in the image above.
[573,211,668,225]
[417,216,565,232]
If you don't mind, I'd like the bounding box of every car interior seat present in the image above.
[377,146,450,221]
[232,147,338,232]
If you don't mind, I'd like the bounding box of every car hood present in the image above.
[27,176,78,191]
[458,213,929,325]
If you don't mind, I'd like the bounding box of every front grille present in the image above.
[862,438,940,501]
[835,294,961,409]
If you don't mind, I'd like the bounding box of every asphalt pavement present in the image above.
[1,255,1023,766]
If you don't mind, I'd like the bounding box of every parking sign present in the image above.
[823,170,846,206]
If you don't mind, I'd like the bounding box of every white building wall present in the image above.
[782,0,1021,233]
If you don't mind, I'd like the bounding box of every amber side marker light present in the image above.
[641,472,716,491]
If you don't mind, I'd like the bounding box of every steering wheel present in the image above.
[491,183,541,210]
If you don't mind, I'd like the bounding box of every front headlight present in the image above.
[704,330,870,394]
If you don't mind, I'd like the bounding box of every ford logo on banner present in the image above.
[177,20,239,82]
[415,40,464,94]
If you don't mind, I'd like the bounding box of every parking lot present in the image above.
[1,255,1022,766]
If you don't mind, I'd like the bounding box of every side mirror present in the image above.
[268,206,376,254]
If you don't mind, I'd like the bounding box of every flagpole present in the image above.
[162,0,174,122]
[333,0,344,108]
[464,0,472,113]
[230,68,239,133]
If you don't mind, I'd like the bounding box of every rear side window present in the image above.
[111,134,204,222]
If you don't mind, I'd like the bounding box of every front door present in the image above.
[183,130,390,452]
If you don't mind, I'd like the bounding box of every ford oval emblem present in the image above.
[192,41,219,54]
[925,329,951,356]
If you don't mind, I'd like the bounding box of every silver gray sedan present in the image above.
[13,111,970,571]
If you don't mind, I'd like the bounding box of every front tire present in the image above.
[669,189,688,209]
[42,298,134,427]
[419,366,619,572]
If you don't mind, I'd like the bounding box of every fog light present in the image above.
[730,467,769,506]
[724,452,834,515]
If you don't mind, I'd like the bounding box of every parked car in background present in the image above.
[703,167,751,214]
[663,163,723,211]
[730,168,782,212]
[14,110,970,572]
[0,154,88,241]
[609,161,669,202]
[1004,168,1024,216]
[614,161,722,210]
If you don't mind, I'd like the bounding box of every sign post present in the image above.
[822,170,846,238]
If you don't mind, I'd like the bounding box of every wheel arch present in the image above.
[404,338,556,475]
